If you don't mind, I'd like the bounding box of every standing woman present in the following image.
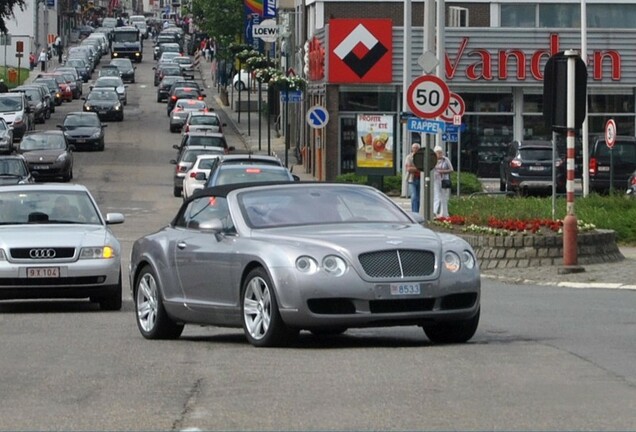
[433,145,454,218]
[38,48,48,72]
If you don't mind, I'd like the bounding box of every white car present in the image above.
[233,69,252,91]
[182,154,222,199]
[92,76,128,105]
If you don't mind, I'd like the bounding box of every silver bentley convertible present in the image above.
[130,182,481,347]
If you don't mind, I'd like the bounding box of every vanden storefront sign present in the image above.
[443,31,623,83]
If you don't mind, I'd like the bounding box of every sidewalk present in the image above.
[197,64,636,289]
[198,64,315,181]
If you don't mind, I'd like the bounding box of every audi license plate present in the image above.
[390,283,420,296]
[27,267,60,278]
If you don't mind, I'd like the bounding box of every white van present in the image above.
[0,93,33,141]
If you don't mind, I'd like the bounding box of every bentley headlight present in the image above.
[80,246,116,259]
[443,251,461,273]
[322,255,347,277]
[296,256,318,274]
[462,250,476,270]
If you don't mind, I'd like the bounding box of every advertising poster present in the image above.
[356,114,394,171]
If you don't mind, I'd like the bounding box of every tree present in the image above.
[0,0,26,34]
[192,0,243,59]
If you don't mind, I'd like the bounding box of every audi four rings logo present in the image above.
[29,249,56,259]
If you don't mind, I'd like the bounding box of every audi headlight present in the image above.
[443,251,461,273]
[296,256,318,274]
[80,246,115,259]
[462,250,476,270]
[322,255,347,277]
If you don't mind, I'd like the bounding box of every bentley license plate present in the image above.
[27,267,60,278]
[390,283,420,296]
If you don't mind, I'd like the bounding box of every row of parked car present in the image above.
[499,137,636,195]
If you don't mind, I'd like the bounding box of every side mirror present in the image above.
[56,124,64,129]
[105,212,125,224]
[172,144,180,150]
[68,144,76,152]
[169,159,177,165]
[102,124,108,128]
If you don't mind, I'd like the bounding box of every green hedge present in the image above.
[335,171,483,196]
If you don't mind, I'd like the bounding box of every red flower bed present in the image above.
[435,215,563,233]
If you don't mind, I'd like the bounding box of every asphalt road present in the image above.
[1,42,635,431]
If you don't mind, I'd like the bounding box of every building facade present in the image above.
[297,1,636,181]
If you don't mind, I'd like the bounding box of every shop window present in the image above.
[523,94,543,113]
[463,93,513,113]
[461,114,514,178]
[339,91,397,112]
[588,4,636,29]
[340,117,357,173]
[588,94,635,114]
[522,116,551,141]
[501,4,535,28]
[539,4,580,28]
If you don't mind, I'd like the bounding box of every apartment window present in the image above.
[588,4,636,29]
[539,4,580,28]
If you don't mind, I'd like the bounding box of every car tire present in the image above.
[157,94,161,102]
[97,272,123,311]
[134,265,184,339]
[234,81,245,91]
[241,267,298,347]
[119,113,124,122]
[45,108,51,119]
[63,169,72,182]
[423,308,480,344]
[173,186,181,197]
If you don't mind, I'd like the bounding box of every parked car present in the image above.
[0,92,34,142]
[58,112,107,151]
[627,170,636,197]
[0,154,33,185]
[181,154,222,199]
[153,63,182,87]
[65,57,92,82]
[233,69,252,91]
[170,145,226,197]
[54,67,83,98]
[499,140,565,195]
[92,76,127,105]
[207,163,296,186]
[33,77,63,107]
[38,72,73,102]
[171,55,195,79]
[166,86,205,116]
[16,130,74,182]
[10,86,48,124]
[156,75,182,102]
[199,154,287,187]
[589,136,636,193]
[182,111,226,134]
[98,65,122,78]
[83,88,124,121]
[0,184,124,310]
[169,99,208,132]
[0,118,14,153]
[175,131,230,155]
[109,58,136,83]
[129,182,481,346]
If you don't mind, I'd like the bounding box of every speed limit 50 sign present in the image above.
[407,75,450,119]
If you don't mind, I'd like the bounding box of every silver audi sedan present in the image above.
[0,184,125,310]
[130,183,481,347]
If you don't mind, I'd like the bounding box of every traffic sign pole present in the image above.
[605,119,617,194]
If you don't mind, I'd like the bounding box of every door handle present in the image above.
[177,241,187,249]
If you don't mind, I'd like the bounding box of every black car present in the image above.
[156,75,182,102]
[83,88,124,121]
[16,131,74,182]
[500,140,566,195]
[76,25,95,38]
[58,112,107,151]
[589,136,636,193]
[109,58,136,83]
[166,86,205,116]
[65,57,92,82]
[33,77,62,107]
[0,154,34,185]
[153,62,182,86]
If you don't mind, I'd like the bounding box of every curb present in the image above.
[481,273,636,290]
